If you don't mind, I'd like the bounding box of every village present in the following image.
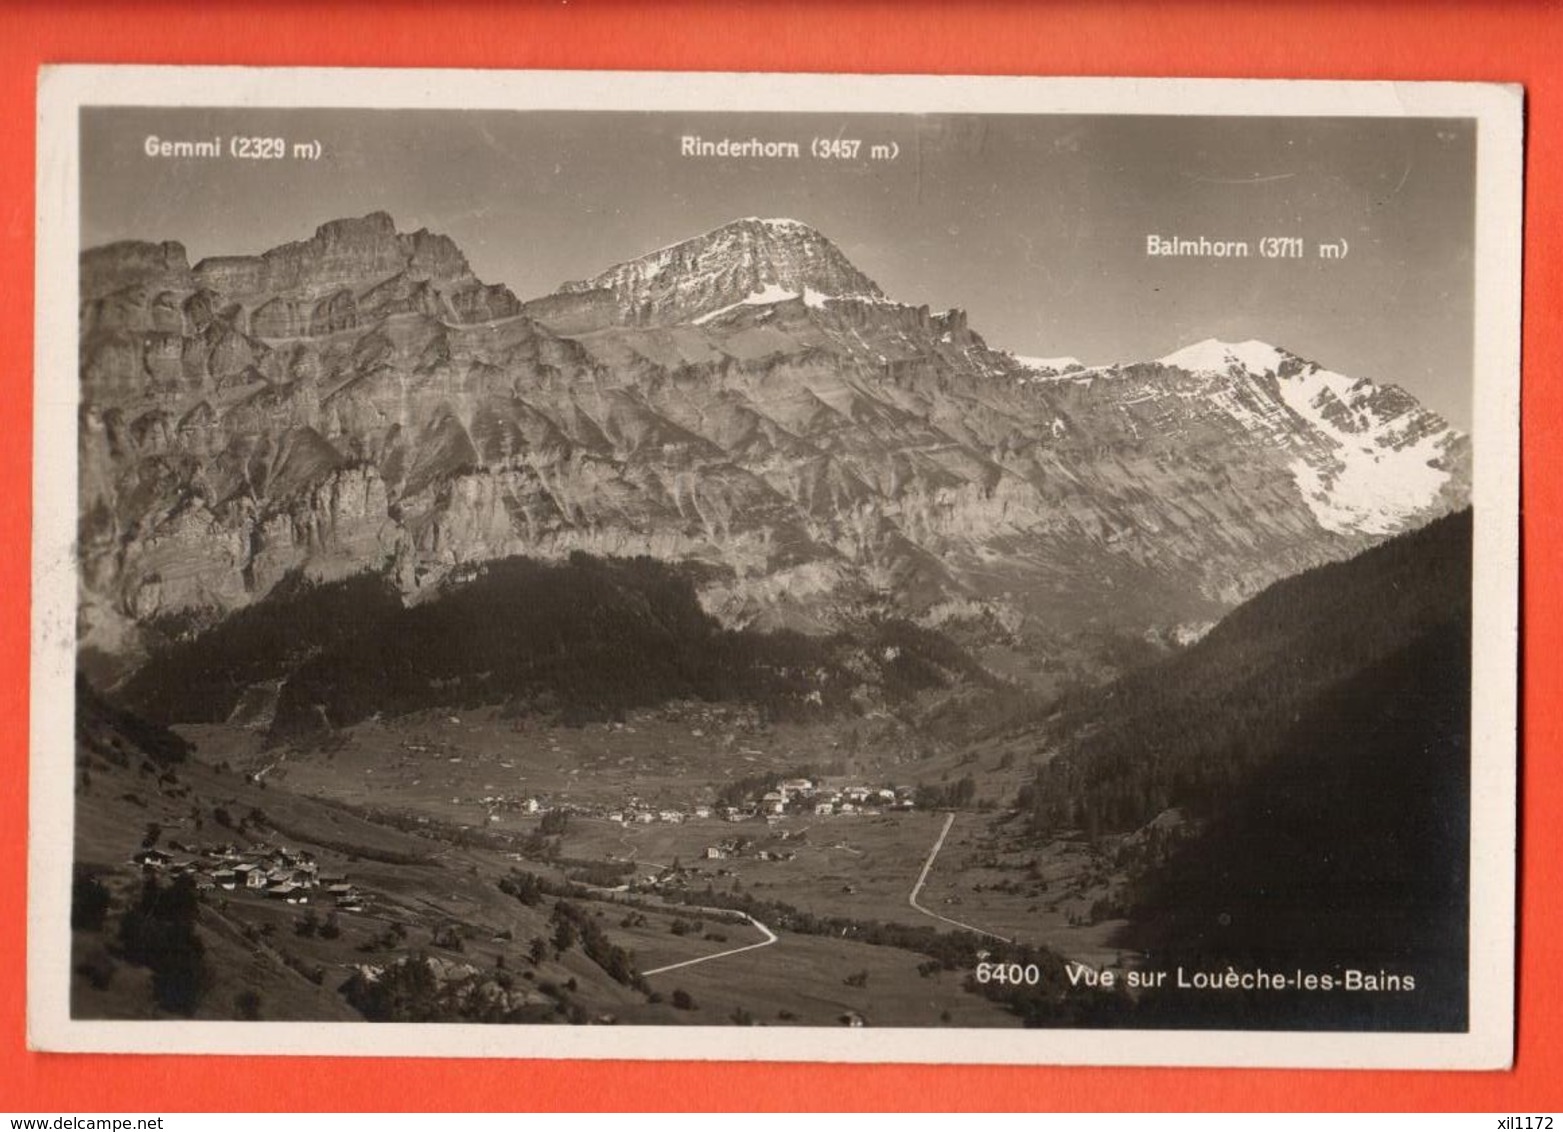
[463,775,917,831]
[130,840,366,912]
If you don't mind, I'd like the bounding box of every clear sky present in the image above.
[82,108,1476,428]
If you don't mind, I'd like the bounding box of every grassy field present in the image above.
[634,930,1017,1029]
[184,703,870,815]
[551,809,1130,968]
[913,814,1131,967]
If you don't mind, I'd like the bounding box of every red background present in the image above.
[2,0,1554,1112]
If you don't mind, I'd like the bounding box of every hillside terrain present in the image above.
[73,679,1107,1028]
[999,512,1472,1028]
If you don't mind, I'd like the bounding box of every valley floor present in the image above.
[71,712,1130,1028]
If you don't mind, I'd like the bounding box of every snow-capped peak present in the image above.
[559,216,884,325]
[1158,338,1292,375]
[1151,337,1466,537]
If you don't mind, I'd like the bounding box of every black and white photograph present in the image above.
[29,68,1521,1067]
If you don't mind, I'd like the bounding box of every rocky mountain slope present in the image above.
[76,213,1469,676]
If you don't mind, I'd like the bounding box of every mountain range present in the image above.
[76,212,1469,680]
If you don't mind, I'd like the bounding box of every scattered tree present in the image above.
[539,810,569,835]
[71,871,111,932]
[118,874,211,1017]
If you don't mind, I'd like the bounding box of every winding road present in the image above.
[641,910,778,976]
[907,812,1012,943]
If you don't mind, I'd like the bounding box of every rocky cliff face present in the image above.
[80,212,521,402]
[76,213,1470,671]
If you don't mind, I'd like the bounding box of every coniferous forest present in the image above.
[1018,510,1473,1029]
[118,552,990,738]
[1026,510,1471,838]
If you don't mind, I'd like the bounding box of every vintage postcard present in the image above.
[29,67,1521,1067]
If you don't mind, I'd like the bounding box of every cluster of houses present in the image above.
[701,834,798,862]
[607,805,716,826]
[474,794,545,822]
[755,778,913,818]
[130,842,365,910]
[599,779,913,827]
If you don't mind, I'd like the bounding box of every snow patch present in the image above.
[692,282,865,325]
[1275,365,1455,534]
[692,283,811,325]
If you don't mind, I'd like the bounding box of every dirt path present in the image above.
[907,812,1012,943]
